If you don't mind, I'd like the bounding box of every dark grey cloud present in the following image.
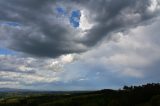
[0,0,159,57]
[77,0,159,46]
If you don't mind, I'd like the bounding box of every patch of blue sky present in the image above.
[56,7,67,16]
[55,6,81,28]
[70,10,81,28]
[0,48,16,55]
[0,21,21,27]
[5,22,20,27]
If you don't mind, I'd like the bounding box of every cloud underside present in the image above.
[0,0,159,57]
[0,0,160,90]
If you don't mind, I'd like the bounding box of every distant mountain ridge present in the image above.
[0,88,32,92]
[0,88,92,94]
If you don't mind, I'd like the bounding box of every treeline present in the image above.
[0,83,160,106]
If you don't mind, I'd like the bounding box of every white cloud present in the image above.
[0,54,79,88]
[148,0,160,13]
[81,17,160,78]
[79,10,93,31]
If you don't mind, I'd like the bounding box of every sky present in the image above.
[0,0,160,91]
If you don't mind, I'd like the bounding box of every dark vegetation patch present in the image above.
[0,83,160,106]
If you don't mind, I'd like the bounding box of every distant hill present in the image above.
[0,88,32,92]
[0,83,160,106]
[0,88,18,92]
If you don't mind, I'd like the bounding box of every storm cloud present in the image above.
[0,0,159,57]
